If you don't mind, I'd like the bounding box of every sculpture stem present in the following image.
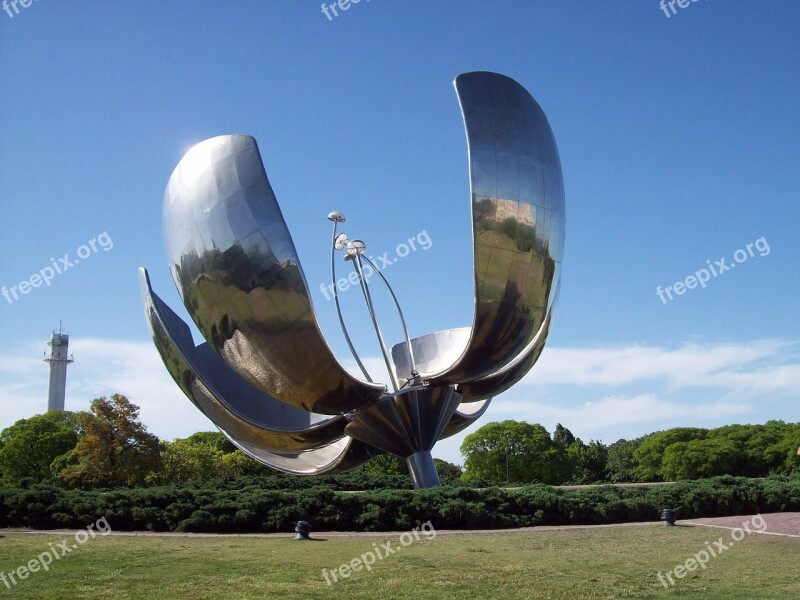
[406,451,441,489]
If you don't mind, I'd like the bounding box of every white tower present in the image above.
[44,330,74,412]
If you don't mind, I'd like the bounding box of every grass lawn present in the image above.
[0,524,797,599]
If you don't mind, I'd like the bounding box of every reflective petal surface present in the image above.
[162,135,385,414]
[440,398,493,439]
[140,268,375,473]
[426,72,565,385]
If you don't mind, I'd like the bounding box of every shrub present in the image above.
[1,476,797,533]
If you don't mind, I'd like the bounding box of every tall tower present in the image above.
[44,330,74,412]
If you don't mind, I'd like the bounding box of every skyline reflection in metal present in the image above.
[139,71,565,488]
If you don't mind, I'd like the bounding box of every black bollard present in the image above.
[661,508,677,526]
[295,520,312,540]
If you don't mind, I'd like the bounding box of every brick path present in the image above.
[681,512,800,538]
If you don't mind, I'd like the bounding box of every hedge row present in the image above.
[1,475,798,533]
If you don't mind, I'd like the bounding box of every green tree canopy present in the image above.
[660,438,740,480]
[0,412,80,484]
[633,428,707,482]
[156,438,228,484]
[605,438,642,483]
[553,423,576,448]
[631,422,799,481]
[567,439,609,484]
[460,420,570,484]
[152,437,267,484]
[184,431,236,453]
[362,454,407,477]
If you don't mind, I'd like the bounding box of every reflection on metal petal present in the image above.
[162,135,384,415]
[458,298,556,401]
[425,72,565,385]
[140,268,373,473]
[230,434,381,476]
[391,328,471,383]
[439,398,493,440]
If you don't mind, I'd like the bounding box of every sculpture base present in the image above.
[344,385,462,489]
[406,451,440,489]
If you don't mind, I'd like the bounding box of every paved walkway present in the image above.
[4,513,798,539]
[3,521,660,539]
[681,512,800,538]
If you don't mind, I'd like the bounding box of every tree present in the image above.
[0,412,79,484]
[59,395,161,488]
[606,438,642,483]
[761,432,800,475]
[185,431,236,453]
[567,440,609,484]
[553,423,576,448]
[362,454,408,477]
[660,438,739,480]
[156,438,227,484]
[718,421,800,476]
[359,454,462,485]
[619,422,800,482]
[460,420,570,484]
[152,436,266,484]
[434,459,463,484]
[218,449,270,477]
[633,428,706,482]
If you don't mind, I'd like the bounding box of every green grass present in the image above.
[0,524,797,599]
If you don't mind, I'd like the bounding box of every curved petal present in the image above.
[224,432,380,476]
[439,398,493,439]
[458,288,557,401]
[426,72,565,385]
[162,135,385,414]
[139,268,355,460]
[390,328,470,382]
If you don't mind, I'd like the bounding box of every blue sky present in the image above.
[1,1,798,466]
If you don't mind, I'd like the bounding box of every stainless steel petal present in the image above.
[440,398,492,439]
[426,72,565,385]
[391,328,470,383]
[139,267,352,457]
[162,135,385,414]
[458,294,556,401]
[226,434,380,476]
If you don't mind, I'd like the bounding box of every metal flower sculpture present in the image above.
[139,72,565,488]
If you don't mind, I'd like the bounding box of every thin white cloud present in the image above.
[491,394,753,433]
[520,339,800,397]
